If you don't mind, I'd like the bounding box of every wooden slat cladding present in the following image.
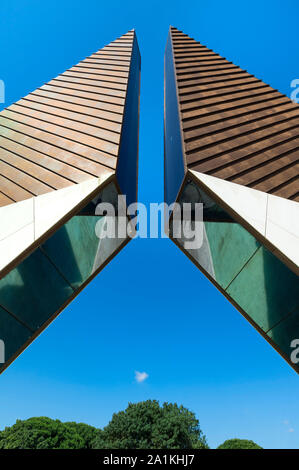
[170,27,299,201]
[0,30,136,207]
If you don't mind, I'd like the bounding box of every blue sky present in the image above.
[0,0,298,449]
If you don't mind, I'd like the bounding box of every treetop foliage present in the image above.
[0,417,97,449]
[0,401,262,450]
[92,400,209,449]
[217,438,263,449]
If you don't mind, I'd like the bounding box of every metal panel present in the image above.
[116,33,141,207]
[164,30,185,206]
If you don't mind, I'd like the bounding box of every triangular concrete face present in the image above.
[190,170,299,272]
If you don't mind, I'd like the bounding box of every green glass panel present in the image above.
[0,248,74,330]
[227,246,299,332]
[0,182,126,372]
[177,179,299,367]
[205,221,260,289]
[0,305,32,366]
[267,311,299,368]
[41,216,101,290]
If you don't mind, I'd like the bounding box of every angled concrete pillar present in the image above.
[0,30,141,373]
[164,26,299,373]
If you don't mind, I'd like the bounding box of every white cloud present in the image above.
[283,420,295,433]
[135,371,149,383]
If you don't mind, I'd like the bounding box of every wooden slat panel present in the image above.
[252,165,299,193]
[190,128,299,172]
[107,41,133,48]
[181,88,277,112]
[177,64,239,75]
[102,46,132,53]
[175,54,223,63]
[182,93,284,121]
[210,139,299,180]
[180,82,269,102]
[0,174,33,202]
[0,144,74,189]
[0,30,136,207]
[186,119,299,163]
[185,110,299,153]
[179,77,261,95]
[67,68,128,80]
[45,80,126,99]
[89,53,131,63]
[56,74,127,91]
[170,26,299,200]
[93,51,132,58]
[270,178,299,199]
[176,56,225,65]
[0,131,112,178]
[40,84,124,107]
[0,116,117,168]
[18,98,122,132]
[10,102,121,141]
[0,191,14,206]
[32,89,124,116]
[81,58,130,69]
[0,109,120,155]
[182,98,290,130]
[184,103,299,141]
[25,93,122,124]
[178,68,245,81]
[179,73,253,88]
[8,103,121,144]
[0,159,52,196]
[231,154,298,186]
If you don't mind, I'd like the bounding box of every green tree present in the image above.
[92,400,208,449]
[217,438,262,449]
[0,417,97,449]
